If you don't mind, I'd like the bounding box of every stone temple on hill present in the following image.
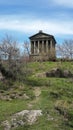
[29,30,56,61]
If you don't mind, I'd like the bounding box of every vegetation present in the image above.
[57,39,73,59]
[0,61,73,130]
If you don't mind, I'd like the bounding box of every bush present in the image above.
[0,63,16,79]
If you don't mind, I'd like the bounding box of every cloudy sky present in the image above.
[0,0,73,44]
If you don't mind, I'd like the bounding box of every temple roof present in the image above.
[29,30,56,43]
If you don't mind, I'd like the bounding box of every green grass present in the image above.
[0,61,73,130]
[28,61,73,73]
[0,99,29,122]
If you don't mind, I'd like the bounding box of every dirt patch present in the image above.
[35,72,46,78]
[33,87,41,97]
[28,87,41,109]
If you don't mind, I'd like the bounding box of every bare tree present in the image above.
[0,35,32,80]
[22,41,33,78]
[57,40,73,59]
[0,34,20,64]
[0,34,21,79]
[23,41,30,55]
[23,41,30,62]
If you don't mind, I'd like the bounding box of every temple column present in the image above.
[50,40,52,50]
[34,41,36,54]
[46,40,48,54]
[39,41,42,54]
[38,41,40,54]
[42,40,44,54]
[50,40,53,54]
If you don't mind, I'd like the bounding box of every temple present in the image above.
[29,30,56,61]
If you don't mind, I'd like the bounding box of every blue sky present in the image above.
[0,0,73,45]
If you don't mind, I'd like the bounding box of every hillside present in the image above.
[0,61,73,130]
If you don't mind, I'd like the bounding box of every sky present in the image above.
[0,0,73,45]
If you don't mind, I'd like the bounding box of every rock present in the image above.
[5,96,12,101]
[0,94,12,101]
[63,70,73,78]
[14,110,29,117]
[2,110,42,130]
[11,118,20,128]
[11,118,24,128]
[13,110,42,124]
[10,94,16,99]
[17,120,24,126]
[27,110,42,125]
[0,92,29,101]
[0,95,7,100]
[2,120,11,130]
[23,93,30,99]
[46,68,73,78]
[46,68,63,77]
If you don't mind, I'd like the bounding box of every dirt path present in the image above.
[28,87,41,109]
[33,87,41,97]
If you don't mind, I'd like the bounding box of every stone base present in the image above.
[29,54,56,61]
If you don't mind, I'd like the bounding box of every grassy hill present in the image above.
[0,61,73,130]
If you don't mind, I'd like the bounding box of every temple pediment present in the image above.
[29,30,52,40]
[31,34,50,39]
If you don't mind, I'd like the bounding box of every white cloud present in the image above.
[52,0,73,7]
[0,16,73,36]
